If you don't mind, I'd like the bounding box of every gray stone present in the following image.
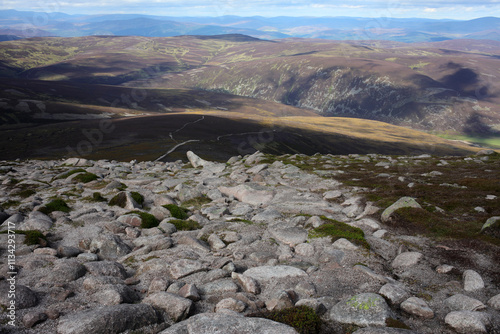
[463,270,485,292]
[0,283,38,309]
[89,234,132,260]
[148,277,170,295]
[43,259,87,283]
[329,293,393,327]
[199,279,239,295]
[252,207,283,222]
[159,313,299,334]
[232,272,261,294]
[23,311,48,328]
[352,218,381,233]
[219,184,275,206]
[488,293,500,310]
[323,190,343,200]
[143,292,193,322]
[177,235,210,252]
[243,265,308,282]
[270,227,308,247]
[445,294,486,311]
[365,236,397,261]
[178,283,200,302]
[132,235,173,251]
[169,259,207,279]
[295,243,315,257]
[381,197,422,223]
[332,238,359,250]
[391,252,423,269]
[159,220,177,235]
[208,233,226,250]
[266,290,295,311]
[216,297,246,313]
[378,283,410,305]
[58,246,82,258]
[77,253,99,261]
[84,261,128,279]
[187,151,209,168]
[56,303,159,334]
[444,311,491,333]
[400,297,434,319]
[295,298,327,315]
[480,216,500,237]
[22,211,53,231]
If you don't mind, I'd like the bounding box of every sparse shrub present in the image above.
[73,172,98,183]
[39,198,71,214]
[163,204,189,220]
[248,306,322,334]
[15,188,36,198]
[127,210,159,229]
[309,216,369,249]
[169,219,200,231]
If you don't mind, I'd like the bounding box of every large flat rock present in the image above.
[243,265,307,282]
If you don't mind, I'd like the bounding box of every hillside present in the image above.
[1,35,499,160]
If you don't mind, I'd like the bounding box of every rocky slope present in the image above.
[0,151,499,334]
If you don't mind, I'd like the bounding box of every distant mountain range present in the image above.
[1,10,500,42]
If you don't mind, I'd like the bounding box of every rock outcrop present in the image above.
[0,151,498,334]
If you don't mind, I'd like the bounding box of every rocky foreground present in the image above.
[0,151,499,334]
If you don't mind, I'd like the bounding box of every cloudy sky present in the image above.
[3,0,500,19]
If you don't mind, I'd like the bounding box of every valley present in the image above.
[0,34,499,161]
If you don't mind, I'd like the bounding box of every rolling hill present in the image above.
[0,34,498,160]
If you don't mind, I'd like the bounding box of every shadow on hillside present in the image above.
[21,61,180,85]
[0,113,475,162]
[439,62,496,100]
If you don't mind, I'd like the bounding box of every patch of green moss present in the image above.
[127,210,159,229]
[250,306,322,334]
[38,198,71,214]
[109,192,127,208]
[170,219,201,231]
[130,192,144,206]
[91,192,107,202]
[163,204,189,220]
[309,216,369,249]
[73,172,98,183]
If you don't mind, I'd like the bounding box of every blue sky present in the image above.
[3,0,500,19]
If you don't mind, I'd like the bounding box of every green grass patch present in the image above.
[84,192,107,202]
[309,217,369,249]
[169,219,201,231]
[16,189,36,198]
[38,198,71,214]
[437,134,500,149]
[163,204,190,219]
[0,229,46,246]
[73,172,99,183]
[1,200,21,209]
[181,195,212,209]
[127,210,159,229]
[249,306,322,334]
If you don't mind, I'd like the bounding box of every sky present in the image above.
[2,0,500,19]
